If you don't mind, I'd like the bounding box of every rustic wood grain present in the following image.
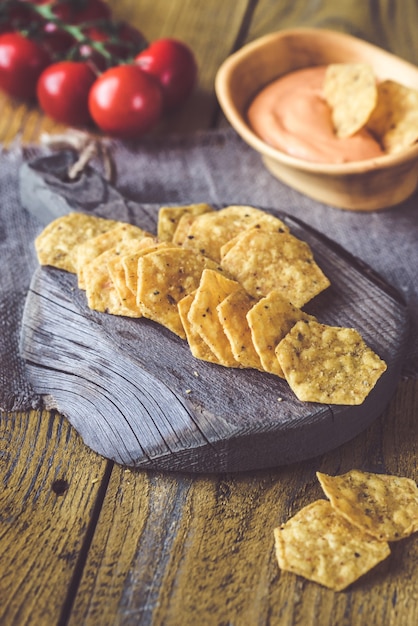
[0,410,110,625]
[67,379,418,626]
[2,0,418,624]
[247,0,418,65]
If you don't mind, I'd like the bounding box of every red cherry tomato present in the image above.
[29,0,111,23]
[37,61,96,126]
[41,24,75,58]
[71,0,112,23]
[35,0,73,57]
[87,22,146,60]
[0,32,50,100]
[79,22,147,70]
[111,22,147,56]
[0,4,37,33]
[88,65,163,138]
[135,38,197,110]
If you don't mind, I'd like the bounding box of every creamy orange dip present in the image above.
[247,66,385,164]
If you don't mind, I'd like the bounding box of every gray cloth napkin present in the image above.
[1,128,417,411]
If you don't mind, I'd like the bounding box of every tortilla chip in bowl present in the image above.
[215,28,418,211]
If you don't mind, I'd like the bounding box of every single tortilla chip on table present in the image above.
[136,248,222,339]
[179,205,289,262]
[157,203,213,242]
[275,319,387,405]
[220,228,330,307]
[187,268,242,366]
[75,222,152,288]
[367,79,418,153]
[246,290,316,377]
[178,292,220,364]
[274,500,390,592]
[216,288,263,370]
[35,212,118,273]
[323,63,378,138]
[317,470,418,542]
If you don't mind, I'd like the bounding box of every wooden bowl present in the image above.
[215,28,418,211]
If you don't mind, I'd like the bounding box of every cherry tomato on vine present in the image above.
[88,65,163,138]
[34,0,73,57]
[135,38,197,111]
[30,0,111,23]
[37,61,96,126]
[0,4,36,34]
[71,0,112,24]
[41,24,75,58]
[79,21,147,70]
[0,32,50,100]
[86,22,146,60]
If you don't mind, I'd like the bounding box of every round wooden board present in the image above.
[20,205,409,473]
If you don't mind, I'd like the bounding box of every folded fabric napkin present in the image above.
[1,128,417,411]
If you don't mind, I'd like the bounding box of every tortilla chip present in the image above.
[317,470,418,542]
[84,245,142,317]
[158,203,213,242]
[221,228,330,307]
[324,63,378,138]
[35,212,118,273]
[275,320,387,404]
[187,269,242,366]
[107,239,156,314]
[172,213,201,247]
[274,500,390,591]
[75,222,151,288]
[220,214,290,259]
[121,239,176,296]
[367,79,418,153]
[178,292,220,364]
[217,289,263,370]
[180,205,289,262]
[136,249,221,338]
[247,290,315,377]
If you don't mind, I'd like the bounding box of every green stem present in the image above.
[28,2,114,62]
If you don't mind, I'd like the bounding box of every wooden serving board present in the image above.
[19,154,409,472]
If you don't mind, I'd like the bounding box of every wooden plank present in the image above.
[0,410,110,625]
[246,0,418,64]
[68,469,191,625]
[68,380,418,625]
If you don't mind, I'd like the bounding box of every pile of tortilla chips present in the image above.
[34,203,387,405]
[274,469,418,591]
[324,63,418,153]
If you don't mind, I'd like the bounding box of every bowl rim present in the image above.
[215,27,418,175]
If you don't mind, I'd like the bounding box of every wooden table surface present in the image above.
[1,1,418,625]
